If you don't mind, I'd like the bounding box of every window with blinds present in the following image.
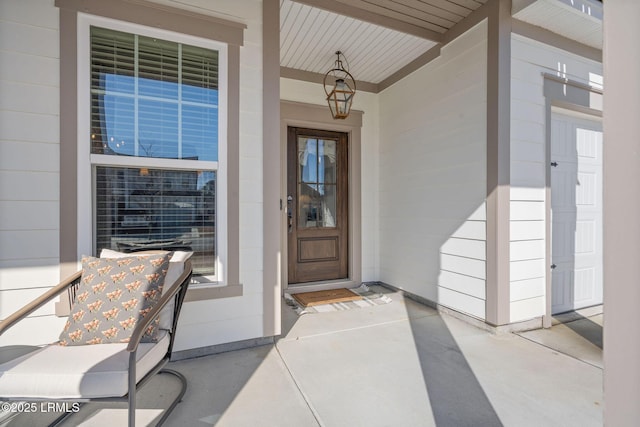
[90,26,218,160]
[89,26,220,277]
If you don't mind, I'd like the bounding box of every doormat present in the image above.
[292,288,362,307]
[285,285,393,315]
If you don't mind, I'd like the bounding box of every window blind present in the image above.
[90,26,219,161]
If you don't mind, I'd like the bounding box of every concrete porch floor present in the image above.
[2,286,603,427]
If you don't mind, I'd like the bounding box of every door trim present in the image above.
[543,74,603,327]
[280,100,362,292]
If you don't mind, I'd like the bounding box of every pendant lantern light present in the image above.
[323,51,356,119]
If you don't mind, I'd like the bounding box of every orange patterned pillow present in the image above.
[59,253,171,346]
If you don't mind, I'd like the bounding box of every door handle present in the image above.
[551,264,557,269]
[287,195,293,233]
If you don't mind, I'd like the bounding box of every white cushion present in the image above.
[0,333,169,399]
[100,249,192,331]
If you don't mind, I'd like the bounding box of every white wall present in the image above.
[0,0,66,345]
[0,0,269,352]
[509,33,602,322]
[280,77,381,282]
[378,22,488,320]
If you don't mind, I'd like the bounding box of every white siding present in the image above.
[0,0,62,345]
[0,0,269,351]
[378,22,487,319]
[509,33,602,322]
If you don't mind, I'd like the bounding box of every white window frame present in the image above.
[76,13,229,285]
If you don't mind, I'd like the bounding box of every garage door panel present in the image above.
[551,112,603,314]
[576,172,597,206]
[574,267,597,303]
[551,217,571,259]
[552,269,572,312]
[576,127,600,159]
[551,119,572,158]
[551,169,576,209]
[575,220,596,254]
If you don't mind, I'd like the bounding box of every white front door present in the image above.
[551,111,603,314]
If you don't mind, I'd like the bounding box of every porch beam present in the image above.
[511,0,537,15]
[603,0,640,423]
[377,44,441,92]
[263,0,282,337]
[280,67,381,94]
[58,6,79,289]
[512,19,601,63]
[441,0,490,46]
[485,0,511,326]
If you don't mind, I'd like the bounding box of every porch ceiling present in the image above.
[280,0,603,91]
[513,0,602,49]
[280,0,485,88]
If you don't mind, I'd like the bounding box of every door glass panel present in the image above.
[319,184,337,227]
[297,136,339,229]
[298,183,320,228]
[298,184,337,228]
[320,140,337,184]
[298,138,317,183]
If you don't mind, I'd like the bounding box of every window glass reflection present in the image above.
[90,26,219,162]
[95,167,216,276]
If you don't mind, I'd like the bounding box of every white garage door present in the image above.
[551,111,603,314]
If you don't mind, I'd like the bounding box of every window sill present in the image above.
[184,283,243,302]
[55,282,243,317]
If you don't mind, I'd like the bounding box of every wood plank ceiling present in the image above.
[335,0,488,33]
[281,0,487,86]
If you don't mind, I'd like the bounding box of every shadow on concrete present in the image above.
[557,314,603,349]
[405,301,503,427]
[167,344,275,425]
